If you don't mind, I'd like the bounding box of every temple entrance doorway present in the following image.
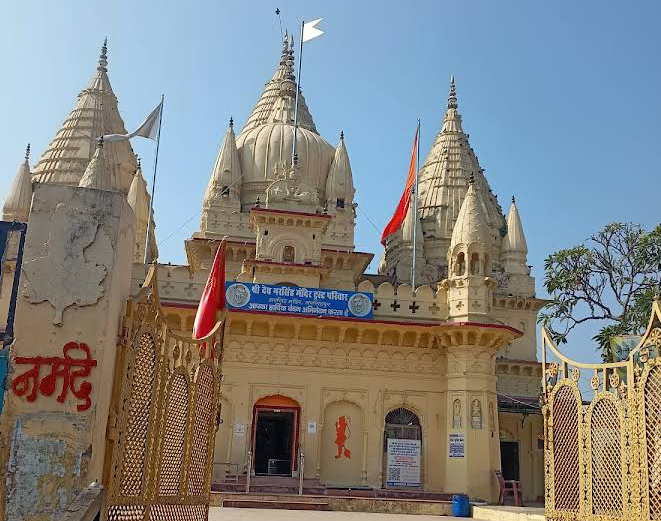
[251,395,300,476]
[383,407,422,488]
[500,441,520,481]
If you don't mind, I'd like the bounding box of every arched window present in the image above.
[470,253,481,275]
[282,246,295,263]
[455,252,465,276]
[385,407,421,428]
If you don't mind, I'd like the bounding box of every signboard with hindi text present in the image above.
[386,439,421,487]
[224,282,373,319]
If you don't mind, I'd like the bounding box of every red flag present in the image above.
[381,126,419,245]
[193,240,226,339]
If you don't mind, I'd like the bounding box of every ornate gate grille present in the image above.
[542,299,661,521]
[103,266,223,521]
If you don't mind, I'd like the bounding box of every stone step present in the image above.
[222,499,331,511]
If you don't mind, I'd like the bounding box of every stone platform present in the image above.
[472,504,545,521]
[209,507,466,520]
[211,492,453,516]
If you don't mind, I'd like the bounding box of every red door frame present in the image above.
[251,404,300,474]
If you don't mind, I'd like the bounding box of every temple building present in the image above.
[2,35,546,505]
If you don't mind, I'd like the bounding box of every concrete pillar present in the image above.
[1,184,134,521]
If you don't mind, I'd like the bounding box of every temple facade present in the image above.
[2,35,546,507]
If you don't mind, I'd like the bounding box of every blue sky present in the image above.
[1,1,659,369]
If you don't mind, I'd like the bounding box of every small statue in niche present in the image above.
[452,399,462,429]
[488,401,495,434]
[471,399,482,429]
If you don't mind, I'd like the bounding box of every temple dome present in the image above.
[235,122,335,207]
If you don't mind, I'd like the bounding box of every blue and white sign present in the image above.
[224,282,373,319]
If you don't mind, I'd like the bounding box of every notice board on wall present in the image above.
[386,438,421,487]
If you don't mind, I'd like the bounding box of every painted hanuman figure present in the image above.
[335,415,352,459]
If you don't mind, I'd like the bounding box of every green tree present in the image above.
[539,223,661,362]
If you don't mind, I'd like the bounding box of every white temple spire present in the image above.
[241,33,317,133]
[32,39,138,193]
[325,130,355,209]
[503,196,528,255]
[3,144,33,222]
[204,116,242,206]
[450,174,491,250]
[79,138,112,190]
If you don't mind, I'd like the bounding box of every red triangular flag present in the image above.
[381,126,419,245]
[193,240,226,339]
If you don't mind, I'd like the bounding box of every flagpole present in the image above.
[292,20,304,163]
[144,94,164,264]
[411,119,420,289]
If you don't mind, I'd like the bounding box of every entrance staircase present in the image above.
[211,476,454,515]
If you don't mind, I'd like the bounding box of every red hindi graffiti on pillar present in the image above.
[12,341,98,411]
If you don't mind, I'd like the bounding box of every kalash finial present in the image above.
[25,143,30,161]
[229,116,234,128]
[98,37,108,71]
[512,195,516,204]
[469,172,475,185]
[340,130,344,141]
[448,75,457,110]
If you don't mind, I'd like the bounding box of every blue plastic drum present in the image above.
[451,494,470,517]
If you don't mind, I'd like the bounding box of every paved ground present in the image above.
[209,507,466,520]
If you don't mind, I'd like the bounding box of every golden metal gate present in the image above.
[542,298,661,521]
[102,266,224,521]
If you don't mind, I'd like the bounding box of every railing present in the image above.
[298,449,305,496]
[245,450,252,493]
[212,462,239,485]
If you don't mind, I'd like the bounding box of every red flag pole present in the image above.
[381,126,419,245]
[411,119,420,289]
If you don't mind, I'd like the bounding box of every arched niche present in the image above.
[320,400,364,487]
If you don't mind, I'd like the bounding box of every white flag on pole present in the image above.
[103,100,163,142]
[302,18,324,42]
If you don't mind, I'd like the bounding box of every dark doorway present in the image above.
[254,410,295,475]
[500,441,520,481]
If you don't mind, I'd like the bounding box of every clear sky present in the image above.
[1,0,660,371]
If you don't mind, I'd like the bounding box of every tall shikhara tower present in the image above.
[379,77,533,299]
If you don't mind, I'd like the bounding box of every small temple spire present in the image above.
[3,145,34,222]
[503,197,528,255]
[448,75,457,109]
[202,117,242,213]
[326,132,355,209]
[79,137,113,190]
[451,178,490,249]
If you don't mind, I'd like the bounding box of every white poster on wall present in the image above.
[449,433,465,458]
[307,421,317,434]
[234,423,245,437]
[386,439,421,487]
